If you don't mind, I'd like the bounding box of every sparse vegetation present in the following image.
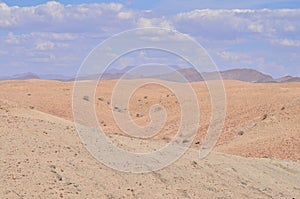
[182,139,190,144]
[262,114,268,120]
[113,106,124,113]
[136,113,143,118]
[83,95,90,101]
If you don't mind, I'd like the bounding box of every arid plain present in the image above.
[0,79,299,198]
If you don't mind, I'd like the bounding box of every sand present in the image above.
[0,79,299,198]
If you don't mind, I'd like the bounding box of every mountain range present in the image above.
[1,68,300,83]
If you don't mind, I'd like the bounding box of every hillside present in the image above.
[0,79,299,160]
[0,106,299,198]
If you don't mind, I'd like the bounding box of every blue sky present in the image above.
[0,0,300,77]
[4,0,300,10]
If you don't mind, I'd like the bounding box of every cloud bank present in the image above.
[0,1,299,77]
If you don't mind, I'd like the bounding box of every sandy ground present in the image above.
[0,107,299,198]
[0,79,300,198]
[0,79,299,160]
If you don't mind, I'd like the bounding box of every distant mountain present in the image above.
[275,76,293,83]
[221,68,274,83]
[4,72,40,80]
[106,65,182,75]
[150,68,203,82]
[153,68,275,83]
[38,74,73,81]
[0,73,73,81]
[1,68,299,83]
[73,73,143,81]
[283,77,300,83]
[275,76,300,83]
[106,66,136,74]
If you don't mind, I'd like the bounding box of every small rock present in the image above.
[262,114,268,120]
[83,96,90,101]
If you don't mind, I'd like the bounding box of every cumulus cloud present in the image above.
[1,2,299,44]
[0,1,135,33]
[173,9,300,41]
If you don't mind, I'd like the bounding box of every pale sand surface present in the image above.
[0,79,299,198]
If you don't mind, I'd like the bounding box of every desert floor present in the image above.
[0,79,299,198]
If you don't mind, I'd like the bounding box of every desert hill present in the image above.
[0,79,299,160]
[0,106,299,198]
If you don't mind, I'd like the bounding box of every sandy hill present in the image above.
[0,107,299,198]
[0,79,299,198]
[0,79,299,160]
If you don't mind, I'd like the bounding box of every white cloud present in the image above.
[51,33,77,40]
[173,9,300,40]
[218,51,242,61]
[0,3,17,27]
[137,17,173,29]
[1,2,299,43]
[248,24,263,33]
[34,1,65,20]
[137,18,153,27]
[100,3,123,12]
[118,11,133,19]
[35,41,55,50]
[272,38,300,47]
[0,2,132,34]
[5,32,19,44]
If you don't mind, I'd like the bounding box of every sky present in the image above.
[0,0,300,77]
